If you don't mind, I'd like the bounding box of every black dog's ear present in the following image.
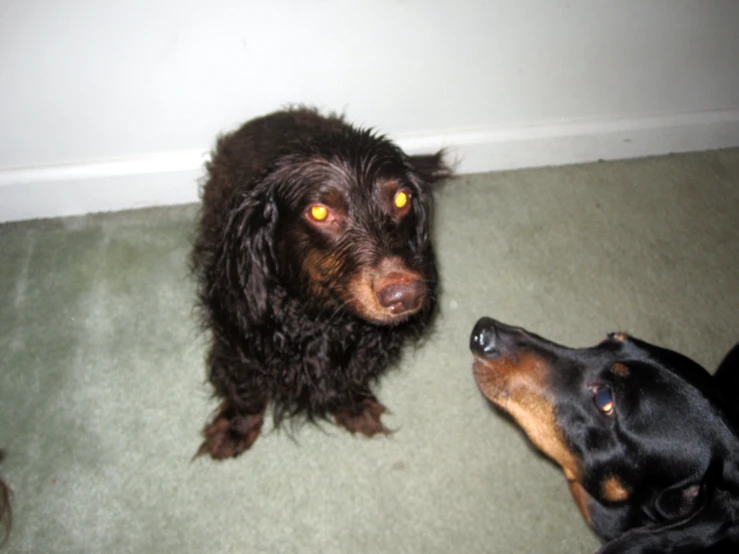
[408,150,454,186]
[596,470,736,554]
[653,480,703,521]
[713,342,739,392]
[217,179,279,325]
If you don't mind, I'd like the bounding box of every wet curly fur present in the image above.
[191,107,451,459]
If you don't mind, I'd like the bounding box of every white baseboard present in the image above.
[2,108,739,223]
[401,107,739,173]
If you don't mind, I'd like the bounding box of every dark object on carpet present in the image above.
[470,318,739,553]
[0,450,12,546]
[191,106,451,459]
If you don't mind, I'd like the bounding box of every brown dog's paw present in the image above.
[194,412,265,460]
[334,399,390,437]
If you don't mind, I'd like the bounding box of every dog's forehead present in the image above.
[614,337,709,377]
[588,337,720,410]
[293,157,413,204]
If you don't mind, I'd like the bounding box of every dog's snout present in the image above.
[376,279,426,314]
[470,317,499,355]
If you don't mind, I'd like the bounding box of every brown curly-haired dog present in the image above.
[191,107,451,459]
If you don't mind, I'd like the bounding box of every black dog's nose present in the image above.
[470,317,498,355]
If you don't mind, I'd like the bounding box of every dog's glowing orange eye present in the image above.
[393,191,409,209]
[594,387,615,415]
[310,205,328,221]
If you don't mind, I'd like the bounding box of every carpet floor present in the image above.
[1,149,738,553]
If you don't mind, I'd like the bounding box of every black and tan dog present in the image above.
[470,317,739,553]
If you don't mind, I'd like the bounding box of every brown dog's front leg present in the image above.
[333,398,390,437]
[195,400,266,460]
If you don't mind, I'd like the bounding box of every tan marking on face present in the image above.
[302,251,342,300]
[345,270,380,316]
[601,474,630,502]
[612,333,628,342]
[568,480,593,527]
[610,362,630,377]
[473,353,581,482]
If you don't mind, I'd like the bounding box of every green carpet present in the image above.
[1,149,738,554]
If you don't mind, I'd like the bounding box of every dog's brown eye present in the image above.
[308,205,329,222]
[393,190,410,210]
[594,386,615,415]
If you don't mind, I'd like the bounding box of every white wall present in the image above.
[1,0,739,221]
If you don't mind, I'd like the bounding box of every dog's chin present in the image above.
[472,357,509,405]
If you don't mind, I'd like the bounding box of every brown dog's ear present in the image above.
[217,179,279,325]
[408,150,454,186]
[713,342,739,391]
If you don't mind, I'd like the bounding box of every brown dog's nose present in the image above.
[376,279,426,314]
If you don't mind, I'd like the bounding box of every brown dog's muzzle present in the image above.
[470,317,582,483]
[347,257,427,324]
[375,273,426,314]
